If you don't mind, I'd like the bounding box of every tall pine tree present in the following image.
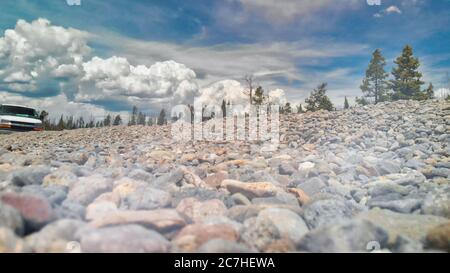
[305,83,334,112]
[390,45,425,100]
[344,96,349,109]
[360,49,389,104]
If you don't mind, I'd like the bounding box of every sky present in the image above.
[0,0,449,121]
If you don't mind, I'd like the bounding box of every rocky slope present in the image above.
[0,99,449,253]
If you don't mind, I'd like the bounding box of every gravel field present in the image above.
[0,99,449,253]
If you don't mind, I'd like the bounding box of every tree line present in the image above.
[38,44,447,131]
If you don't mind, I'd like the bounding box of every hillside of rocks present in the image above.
[0,99,449,253]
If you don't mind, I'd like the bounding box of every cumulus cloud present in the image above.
[0,18,90,94]
[374,5,402,18]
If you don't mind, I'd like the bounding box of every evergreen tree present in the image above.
[148,117,154,126]
[282,102,292,114]
[129,106,138,126]
[103,114,112,127]
[360,49,389,104]
[425,83,434,100]
[77,117,85,129]
[157,109,166,125]
[296,104,304,114]
[137,112,146,125]
[221,100,227,118]
[305,83,334,112]
[57,115,65,131]
[344,96,350,109]
[355,96,369,106]
[113,115,122,126]
[253,86,265,105]
[391,45,425,100]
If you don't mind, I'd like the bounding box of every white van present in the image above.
[0,104,43,133]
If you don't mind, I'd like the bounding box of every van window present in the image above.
[0,105,38,118]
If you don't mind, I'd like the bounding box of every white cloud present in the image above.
[374,5,402,18]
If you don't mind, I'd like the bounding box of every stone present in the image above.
[0,192,54,232]
[120,187,171,210]
[80,225,170,253]
[25,219,86,253]
[256,208,309,244]
[89,209,186,234]
[367,198,422,214]
[176,198,227,223]
[0,202,24,235]
[240,216,281,252]
[368,182,411,197]
[375,160,401,175]
[425,223,450,252]
[297,220,389,253]
[67,175,113,206]
[42,170,78,188]
[221,180,280,200]
[296,177,326,196]
[21,185,67,206]
[230,193,252,206]
[298,162,315,171]
[85,202,117,221]
[422,191,450,218]
[278,163,296,176]
[0,227,27,253]
[54,200,85,220]
[302,199,363,229]
[173,223,238,252]
[204,171,228,188]
[252,192,299,207]
[10,165,51,186]
[356,208,449,243]
[287,188,311,206]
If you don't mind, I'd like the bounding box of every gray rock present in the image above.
[430,168,450,178]
[10,165,51,186]
[375,160,401,175]
[422,191,450,218]
[230,193,251,206]
[0,202,24,235]
[297,220,389,253]
[252,192,299,207]
[171,187,233,208]
[278,163,296,176]
[55,200,86,220]
[79,225,170,253]
[368,182,411,197]
[0,227,28,253]
[21,185,67,206]
[120,187,171,210]
[302,199,364,229]
[240,216,281,252]
[67,175,113,206]
[297,177,326,196]
[367,198,422,214]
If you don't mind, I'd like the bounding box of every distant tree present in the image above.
[113,115,122,126]
[391,45,425,100]
[305,83,334,112]
[282,102,292,114]
[425,83,434,100]
[355,96,369,106]
[360,49,389,104]
[157,109,166,125]
[148,117,154,126]
[77,117,85,129]
[103,114,112,127]
[243,75,255,105]
[221,100,227,118]
[296,104,304,114]
[253,86,266,105]
[344,96,350,109]
[57,115,65,131]
[137,112,146,125]
[129,106,138,126]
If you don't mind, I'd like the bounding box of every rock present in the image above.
[171,187,233,208]
[0,192,54,232]
[287,188,311,206]
[176,198,227,223]
[302,199,364,229]
[256,208,309,244]
[42,170,78,188]
[54,200,85,220]
[67,175,113,206]
[0,227,27,253]
[425,223,450,252]
[422,191,450,218]
[0,202,24,235]
[173,223,238,252]
[278,163,296,176]
[85,202,117,221]
[296,177,326,196]
[221,180,280,200]
[89,209,186,234]
[252,192,299,207]
[198,239,253,253]
[21,185,67,206]
[356,208,449,243]
[230,193,252,206]
[298,162,315,172]
[120,187,171,210]
[204,171,228,188]
[10,165,51,186]
[367,198,422,214]
[368,182,411,197]
[25,219,86,253]
[240,216,281,252]
[80,225,170,253]
[297,220,389,253]
[375,160,401,175]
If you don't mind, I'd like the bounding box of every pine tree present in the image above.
[344,96,350,109]
[360,49,389,104]
[253,86,265,105]
[305,83,334,112]
[129,106,138,126]
[391,45,425,100]
[113,115,122,126]
[157,109,166,125]
[282,102,292,114]
[103,114,112,127]
[296,104,304,113]
[425,83,434,100]
[221,100,227,118]
[57,115,65,131]
[137,112,146,125]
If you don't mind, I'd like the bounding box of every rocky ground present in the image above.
[0,99,449,253]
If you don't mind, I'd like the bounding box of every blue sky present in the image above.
[0,0,449,118]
